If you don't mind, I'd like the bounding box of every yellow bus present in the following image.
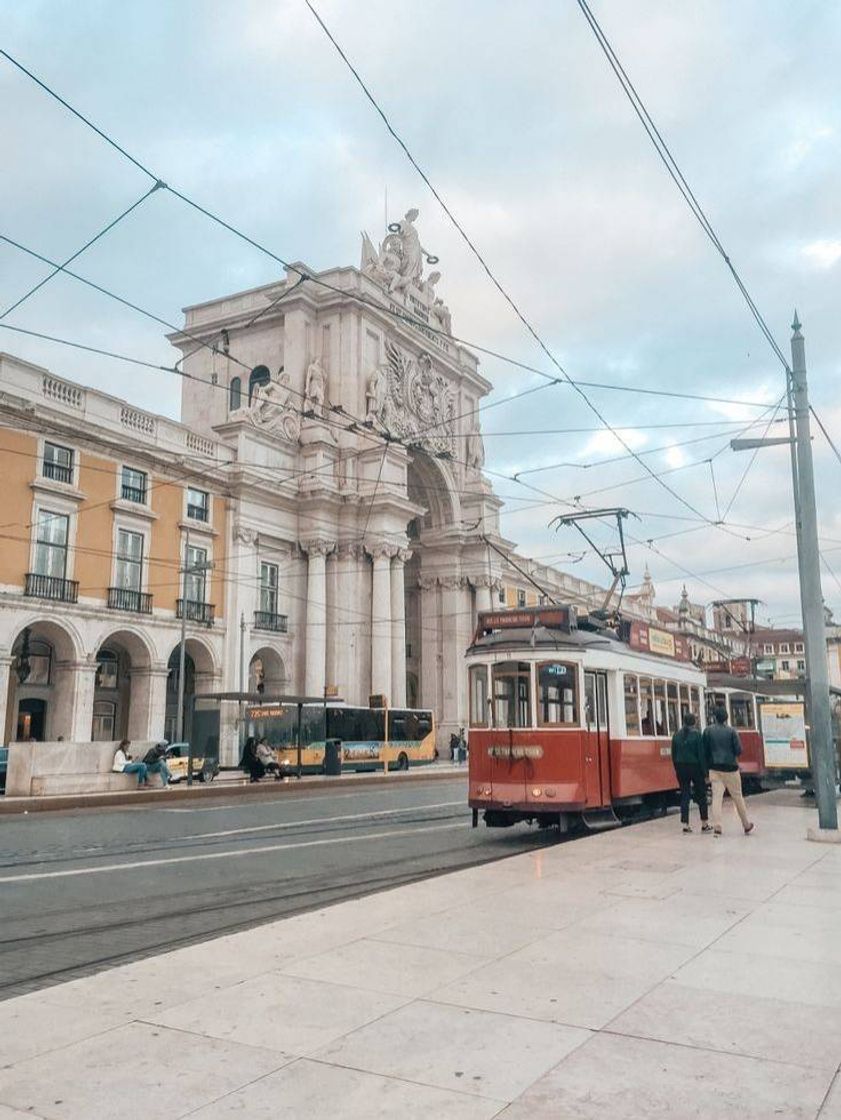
[245,703,436,773]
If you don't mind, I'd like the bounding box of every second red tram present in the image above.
[467,607,708,830]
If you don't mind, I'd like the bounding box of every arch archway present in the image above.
[404,451,461,717]
[248,365,271,404]
[249,647,287,696]
[5,619,82,743]
[164,637,218,742]
[91,628,155,742]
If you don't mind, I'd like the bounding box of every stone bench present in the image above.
[6,741,164,797]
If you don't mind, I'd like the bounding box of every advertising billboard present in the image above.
[759,701,809,770]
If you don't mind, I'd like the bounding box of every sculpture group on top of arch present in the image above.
[361,208,453,336]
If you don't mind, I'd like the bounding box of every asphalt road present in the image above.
[0,777,560,1000]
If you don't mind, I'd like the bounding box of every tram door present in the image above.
[584,671,610,807]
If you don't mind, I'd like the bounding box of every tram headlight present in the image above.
[531,787,542,797]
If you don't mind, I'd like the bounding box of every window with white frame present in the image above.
[795,642,804,653]
[43,442,74,484]
[186,487,210,523]
[115,529,144,591]
[497,587,505,605]
[517,589,526,608]
[781,659,790,671]
[797,659,806,671]
[34,510,69,578]
[185,543,208,602]
[763,643,774,654]
[780,643,790,654]
[121,466,147,504]
[259,561,279,616]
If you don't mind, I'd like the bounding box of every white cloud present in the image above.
[801,239,841,270]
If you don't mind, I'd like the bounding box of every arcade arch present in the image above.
[5,619,82,743]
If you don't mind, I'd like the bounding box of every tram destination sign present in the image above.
[478,607,575,633]
[621,621,690,661]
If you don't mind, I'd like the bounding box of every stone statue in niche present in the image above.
[466,419,485,473]
[304,357,327,416]
[365,363,387,423]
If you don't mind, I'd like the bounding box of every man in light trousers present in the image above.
[702,705,754,836]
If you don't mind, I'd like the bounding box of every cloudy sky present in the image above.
[2,0,840,626]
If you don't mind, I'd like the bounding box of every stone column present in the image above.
[61,659,98,742]
[391,549,410,708]
[127,665,169,741]
[303,538,335,699]
[440,576,472,742]
[369,542,396,700]
[474,576,494,614]
[0,656,12,745]
[334,544,363,703]
[418,574,441,720]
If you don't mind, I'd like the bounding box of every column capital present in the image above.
[337,541,365,561]
[395,547,413,566]
[440,575,469,591]
[366,540,398,562]
[302,537,336,558]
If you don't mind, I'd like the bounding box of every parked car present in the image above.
[0,746,7,794]
[164,742,218,784]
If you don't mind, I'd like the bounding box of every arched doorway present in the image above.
[91,629,154,742]
[249,647,286,696]
[164,637,217,743]
[6,620,80,743]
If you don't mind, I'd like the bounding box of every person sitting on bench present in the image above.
[112,739,149,787]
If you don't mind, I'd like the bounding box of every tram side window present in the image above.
[537,662,578,726]
[653,681,668,736]
[690,687,702,724]
[624,675,641,736]
[492,662,532,728]
[679,684,690,722]
[730,695,755,729]
[666,682,680,735]
[469,666,489,728]
[706,691,727,724]
[639,676,655,735]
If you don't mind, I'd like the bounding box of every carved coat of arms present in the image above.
[367,339,455,456]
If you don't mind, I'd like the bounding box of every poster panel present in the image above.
[759,701,809,769]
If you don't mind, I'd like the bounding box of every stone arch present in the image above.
[406,450,460,535]
[91,627,156,742]
[5,618,85,743]
[248,646,287,696]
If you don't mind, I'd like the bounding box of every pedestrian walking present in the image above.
[702,705,754,836]
[670,712,710,833]
[112,739,149,787]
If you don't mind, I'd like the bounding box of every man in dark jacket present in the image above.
[702,706,754,836]
[671,712,711,833]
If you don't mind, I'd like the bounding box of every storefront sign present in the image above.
[760,702,809,769]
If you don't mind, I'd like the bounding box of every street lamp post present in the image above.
[731,314,838,834]
[177,527,214,787]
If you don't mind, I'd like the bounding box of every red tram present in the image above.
[467,607,707,830]
[705,678,774,792]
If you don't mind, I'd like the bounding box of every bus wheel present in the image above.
[396,752,409,771]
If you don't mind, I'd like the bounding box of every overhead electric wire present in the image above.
[0,183,163,321]
[574,0,790,375]
[720,394,787,519]
[810,406,841,471]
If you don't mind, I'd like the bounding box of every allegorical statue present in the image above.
[365,363,386,423]
[304,356,327,415]
[466,418,485,473]
[249,370,300,441]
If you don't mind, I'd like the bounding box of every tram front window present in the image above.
[537,661,577,726]
[492,662,532,728]
[731,694,755,729]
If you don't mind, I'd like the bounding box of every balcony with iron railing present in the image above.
[176,599,215,625]
[107,587,153,614]
[120,483,147,504]
[24,572,79,603]
[253,610,288,633]
[42,460,73,484]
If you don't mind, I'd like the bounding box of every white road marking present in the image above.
[0,822,469,883]
[159,783,462,813]
[182,800,464,841]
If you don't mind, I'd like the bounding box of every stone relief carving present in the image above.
[249,371,300,442]
[365,338,455,456]
[301,538,336,558]
[232,522,257,546]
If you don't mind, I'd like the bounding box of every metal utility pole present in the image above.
[790,314,837,830]
[731,314,837,832]
[176,526,190,752]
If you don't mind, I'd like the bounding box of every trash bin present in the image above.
[324,738,343,776]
